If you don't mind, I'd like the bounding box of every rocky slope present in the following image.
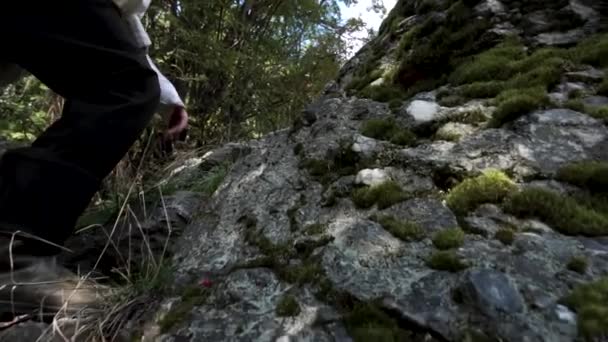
[2,0,608,341]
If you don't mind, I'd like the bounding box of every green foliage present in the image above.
[561,277,608,340]
[438,94,467,107]
[597,77,608,96]
[556,161,608,194]
[589,106,608,123]
[451,109,488,124]
[395,0,492,91]
[162,163,230,196]
[276,295,301,317]
[495,228,515,245]
[344,302,413,342]
[564,99,586,112]
[450,39,526,85]
[432,228,465,250]
[304,223,327,236]
[504,187,608,237]
[570,33,608,68]
[427,251,468,272]
[358,84,406,103]
[352,181,409,209]
[489,88,548,128]
[567,256,589,274]
[377,215,424,241]
[458,81,506,99]
[446,170,517,216]
[360,118,417,146]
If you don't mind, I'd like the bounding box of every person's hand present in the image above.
[165,106,189,141]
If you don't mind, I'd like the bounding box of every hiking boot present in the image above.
[0,236,108,323]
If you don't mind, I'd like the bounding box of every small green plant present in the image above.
[568,89,584,99]
[567,256,589,274]
[561,277,608,340]
[276,294,301,317]
[458,81,506,99]
[358,84,406,103]
[503,187,608,236]
[446,169,517,216]
[377,215,425,241]
[495,228,515,245]
[589,106,608,123]
[570,33,608,68]
[597,77,608,96]
[344,302,413,341]
[427,250,468,272]
[451,109,488,125]
[556,161,608,194]
[438,94,467,107]
[564,99,586,112]
[352,181,409,209]
[489,90,547,128]
[360,118,417,146]
[432,228,465,250]
[304,223,326,236]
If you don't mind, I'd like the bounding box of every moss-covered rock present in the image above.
[432,227,465,250]
[504,188,608,237]
[352,181,409,209]
[427,250,468,272]
[377,215,425,242]
[556,161,608,194]
[489,87,548,128]
[360,118,417,146]
[159,285,209,333]
[446,170,517,216]
[344,302,413,342]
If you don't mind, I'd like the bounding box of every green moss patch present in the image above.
[427,250,468,272]
[299,139,363,185]
[395,1,492,93]
[432,228,465,250]
[570,33,608,68]
[276,295,301,317]
[503,187,608,237]
[451,109,488,125]
[567,256,589,274]
[495,228,515,245]
[556,161,608,194]
[304,223,327,236]
[488,87,549,128]
[446,169,517,216]
[360,118,417,146]
[344,302,414,342]
[352,181,410,209]
[597,77,608,96]
[561,277,608,340]
[377,215,425,242]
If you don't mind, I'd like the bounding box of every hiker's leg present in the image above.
[0,0,160,253]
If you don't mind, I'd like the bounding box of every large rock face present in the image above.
[2,1,608,342]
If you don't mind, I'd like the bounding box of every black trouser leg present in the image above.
[0,1,160,254]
